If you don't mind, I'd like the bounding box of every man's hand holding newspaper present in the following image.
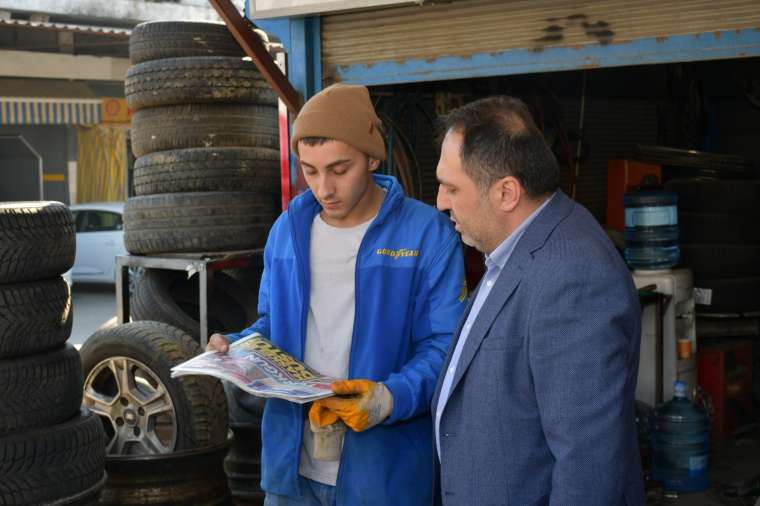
[171,333,335,404]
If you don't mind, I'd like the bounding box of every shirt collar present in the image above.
[485,192,557,271]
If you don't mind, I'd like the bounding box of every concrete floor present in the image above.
[69,283,117,349]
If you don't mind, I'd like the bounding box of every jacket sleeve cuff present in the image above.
[380,375,413,424]
[225,329,264,344]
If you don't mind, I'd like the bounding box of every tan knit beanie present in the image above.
[291,83,386,160]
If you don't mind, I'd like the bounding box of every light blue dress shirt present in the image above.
[435,193,555,457]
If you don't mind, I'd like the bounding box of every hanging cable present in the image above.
[572,71,587,200]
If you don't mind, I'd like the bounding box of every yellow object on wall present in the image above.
[76,124,127,203]
[101,98,133,123]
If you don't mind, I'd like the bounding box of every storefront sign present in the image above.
[101,98,132,123]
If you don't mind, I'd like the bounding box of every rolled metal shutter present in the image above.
[322,0,760,84]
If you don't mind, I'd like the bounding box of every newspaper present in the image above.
[170,334,335,404]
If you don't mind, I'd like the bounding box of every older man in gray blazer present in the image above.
[433,96,644,506]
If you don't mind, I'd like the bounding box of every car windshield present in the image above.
[73,210,123,233]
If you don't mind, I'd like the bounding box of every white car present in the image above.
[68,202,127,284]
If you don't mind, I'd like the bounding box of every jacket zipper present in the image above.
[334,205,387,501]
[298,178,398,501]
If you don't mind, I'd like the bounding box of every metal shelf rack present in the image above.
[115,249,263,349]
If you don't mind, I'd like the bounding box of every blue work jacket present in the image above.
[227,174,465,505]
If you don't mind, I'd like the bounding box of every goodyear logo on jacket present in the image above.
[375,248,419,259]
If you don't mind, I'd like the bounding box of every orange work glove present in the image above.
[310,402,340,427]
[308,379,393,432]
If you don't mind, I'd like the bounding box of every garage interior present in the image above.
[2,0,759,502]
[363,56,760,505]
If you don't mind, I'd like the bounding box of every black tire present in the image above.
[222,382,264,504]
[223,256,265,304]
[126,57,277,111]
[129,21,243,64]
[130,103,278,158]
[0,277,72,358]
[225,423,264,505]
[679,212,760,244]
[124,192,278,255]
[694,277,760,315]
[664,179,760,214]
[0,409,106,506]
[680,245,760,279]
[0,344,82,434]
[131,269,258,339]
[224,381,265,425]
[133,147,280,196]
[100,442,231,505]
[0,201,75,283]
[44,473,107,506]
[635,145,755,177]
[80,321,228,454]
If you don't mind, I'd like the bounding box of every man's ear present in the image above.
[368,157,381,172]
[494,176,521,213]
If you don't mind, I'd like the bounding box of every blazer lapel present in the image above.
[446,262,523,396]
[432,281,481,409]
[435,191,576,407]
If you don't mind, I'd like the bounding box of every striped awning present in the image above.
[0,97,103,125]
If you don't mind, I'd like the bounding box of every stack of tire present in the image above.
[0,201,106,505]
[123,20,279,339]
[97,20,274,505]
[664,179,760,316]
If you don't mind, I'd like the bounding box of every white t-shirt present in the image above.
[299,212,373,486]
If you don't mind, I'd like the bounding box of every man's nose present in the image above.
[436,185,449,211]
[317,174,335,199]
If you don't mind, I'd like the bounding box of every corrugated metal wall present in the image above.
[322,0,760,80]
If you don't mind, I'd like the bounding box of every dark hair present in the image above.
[299,136,333,146]
[441,96,559,198]
[298,136,374,166]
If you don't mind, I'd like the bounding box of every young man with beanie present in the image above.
[207,83,466,506]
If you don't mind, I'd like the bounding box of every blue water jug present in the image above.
[624,192,680,269]
[651,380,710,493]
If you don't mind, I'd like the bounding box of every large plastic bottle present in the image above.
[623,191,680,269]
[651,380,710,493]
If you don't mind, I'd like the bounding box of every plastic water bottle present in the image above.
[651,380,710,493]
[624,192,680,269]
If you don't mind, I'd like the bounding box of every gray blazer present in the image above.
[433,191,645,506]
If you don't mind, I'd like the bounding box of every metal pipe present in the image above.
[572,71,587,200]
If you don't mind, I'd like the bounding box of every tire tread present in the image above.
[125,57,277,110]
[0,278,72,358]
[130,103,278,158]
[0,202,75,283]
[124,192,278,255]
[0,344,82,434]
[133,147,279,196]
[0,411,106,506]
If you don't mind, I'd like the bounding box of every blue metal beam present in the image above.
[332,28,760,86]
[247,5,322,100]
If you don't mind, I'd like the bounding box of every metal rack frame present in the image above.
[115,250,263,349]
